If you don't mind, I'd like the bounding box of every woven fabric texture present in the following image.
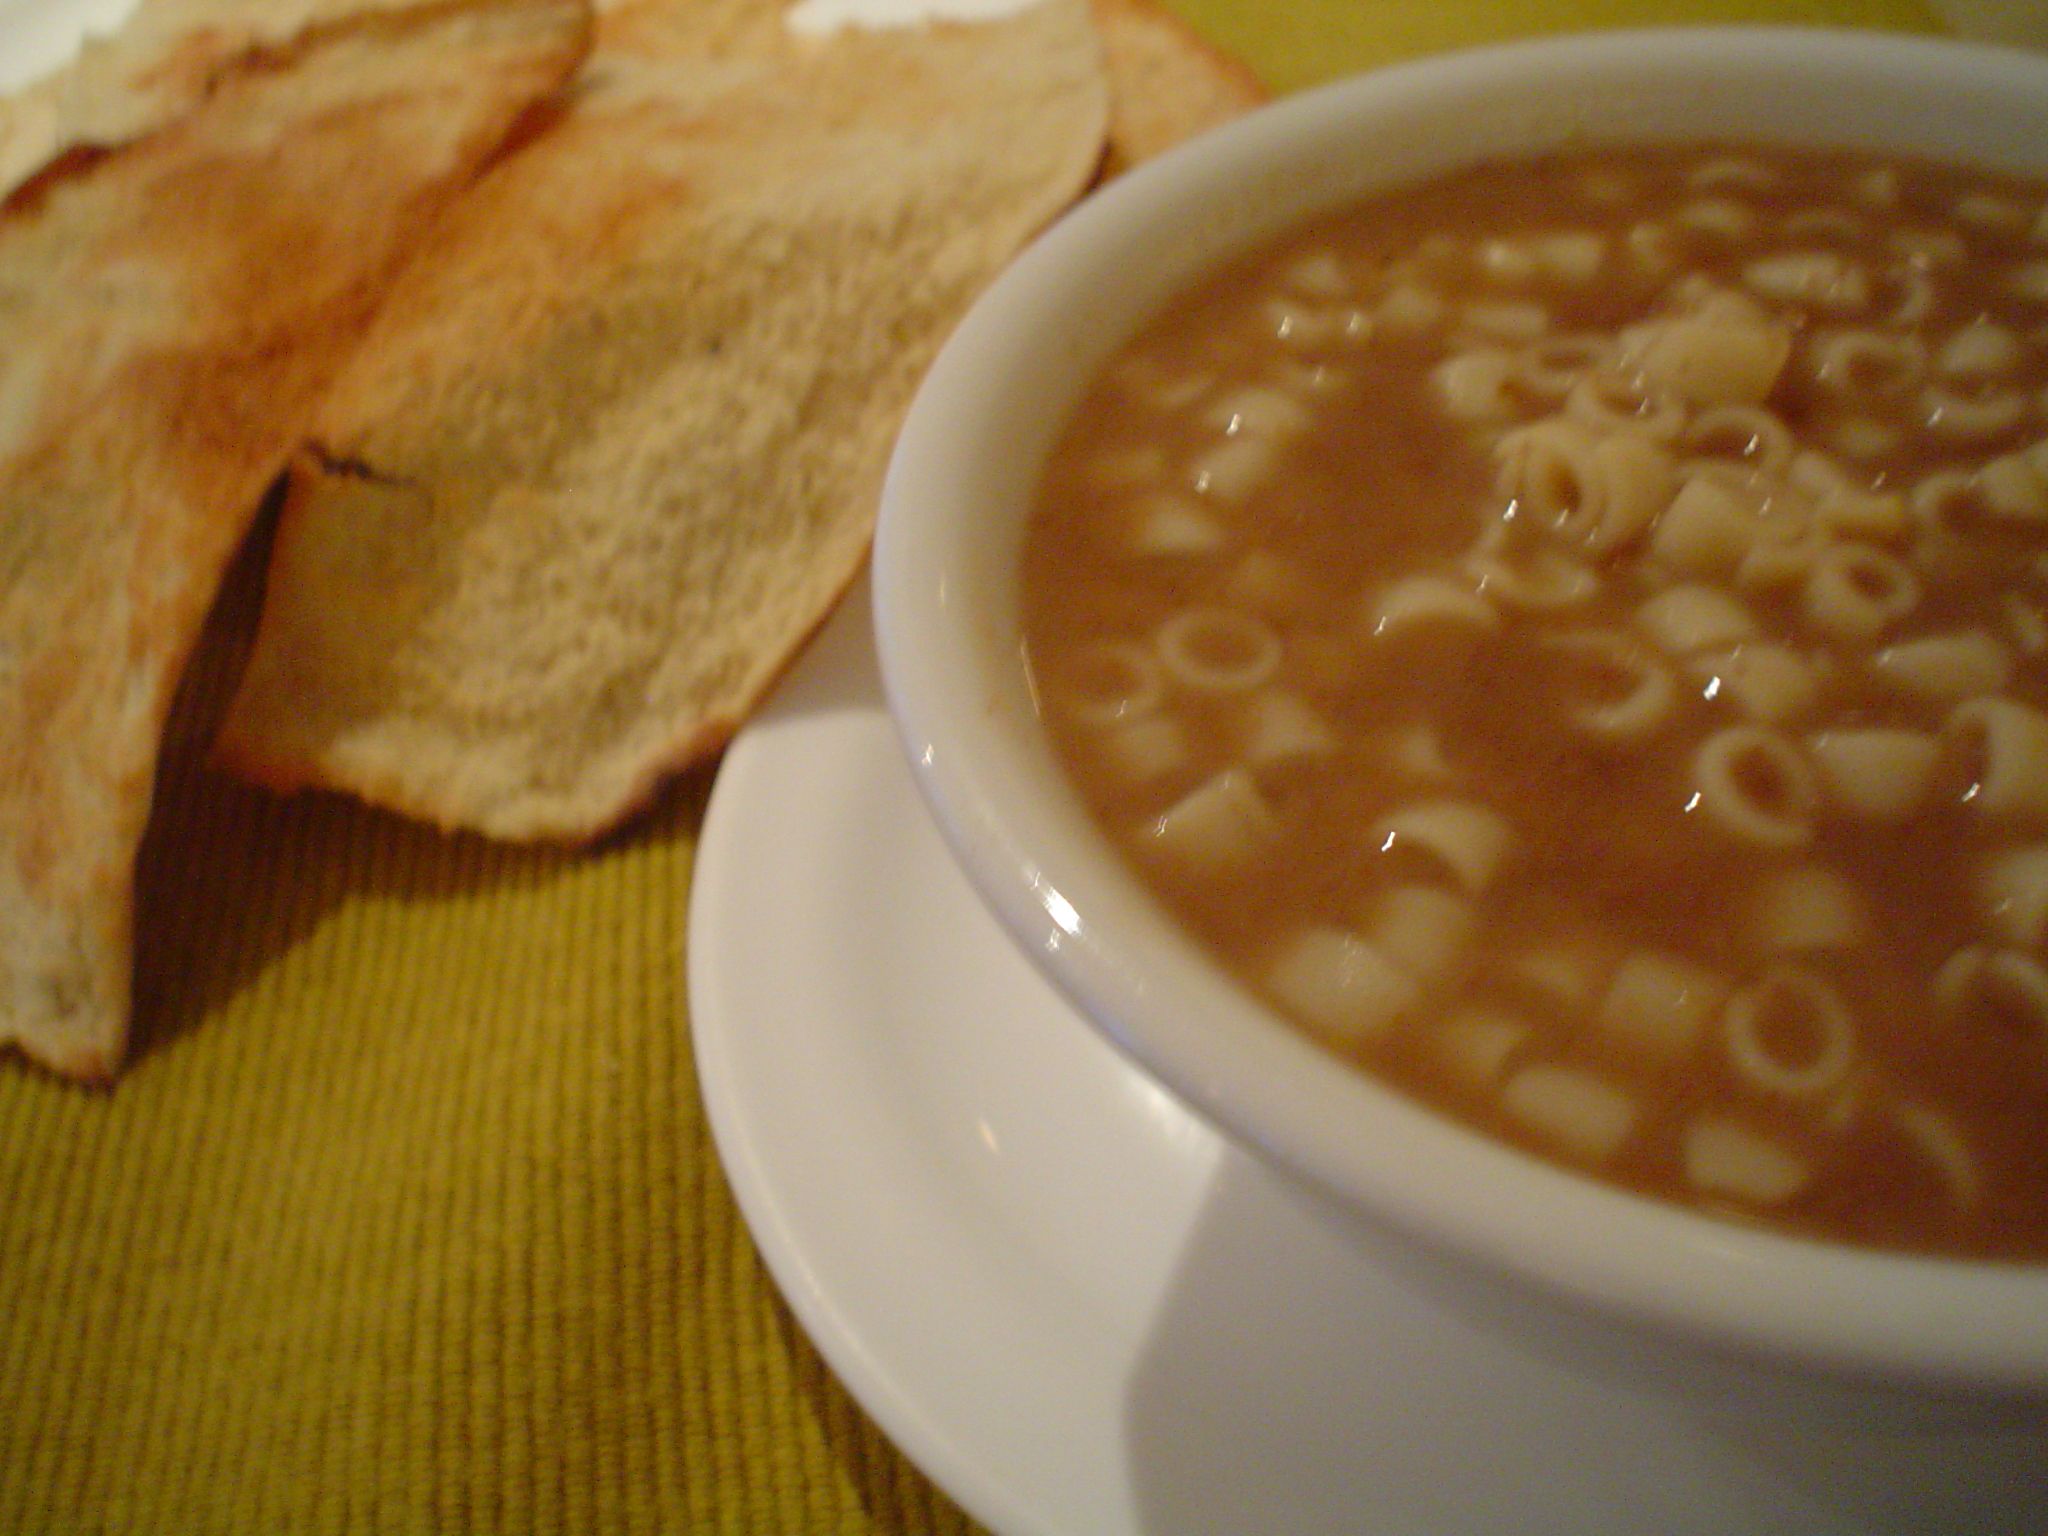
[0,1,1954,1532]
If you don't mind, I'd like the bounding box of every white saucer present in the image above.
[690,575,2048,1536]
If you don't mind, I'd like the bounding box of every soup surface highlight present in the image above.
[1021,146,2048,1260]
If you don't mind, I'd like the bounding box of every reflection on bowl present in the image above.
[876,28,2048,1406]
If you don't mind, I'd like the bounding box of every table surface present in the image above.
[0,2,2037,1533]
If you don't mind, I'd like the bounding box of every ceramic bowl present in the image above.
[873,27,2048,1404]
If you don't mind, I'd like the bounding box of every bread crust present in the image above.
[0,0,591,1078]
[213,0,1112,842]
[1089,0,1266,179]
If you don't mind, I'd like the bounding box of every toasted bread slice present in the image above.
[213,0,1108,842]
[1090,0,1265,177]
[0,0,591,1080]
[0,0,438,199]
[3,0,1260,198]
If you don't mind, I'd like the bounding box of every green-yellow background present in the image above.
[0,1,1989,1532]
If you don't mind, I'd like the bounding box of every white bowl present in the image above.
[873,27,2048,1405]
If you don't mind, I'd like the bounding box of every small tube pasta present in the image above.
[1722,966,1857,1097]
[1494,418,1673,553]
[1888,267,1939,328]
[1115,359,1211,412]
[1806,450,1871,504]
[1129,494,1226,556]
[1947,697,2048,822]
[1366,574,1497,638]
[1204,384,1314,439]
[1515,335,1612,398]
[1735,532,1826,595]
[1933,946,2048,1045]
[2008,258,2048,304]
[1501,1065,1637,1162]
[1688,644,1823,725]
[1624,220,1680,276]
[1802,543,1920,640]
[1155,607,1282,693]
[1651,474,1762,576]
[1188,433,1277,501]
[1384,724,1453,783]
[1059,642,1165,726]
[1281,248,1351,297]
[1530,231,1607,282]
[1477,237,1539,282]
[1372,800,1512,893]
[1098,715,1190,785]
[1636,584,1759,653]
[1225,691,1329,770]
[1365,884,1474,981]
[1923,384,2028,443]
[1622,307,1791,408]
[1855,167,1900,207]
[1911,466,1990,537]
[1807,328,1925,396]
[1542,630,1676,741]
[1378,281,1445,330]
[1810,483,1908,542]
[1692,726,1819,848]
[1781,206,1865,243]
[1684,1118,1812,1205]
[1871,631,2015,704]
[1265,927,1417,1045]
[1889,224,1967,266]
[1224,550,1312,618]
[1147,769,1278,870]
[1432,348,1522,421]
[1676,198,1759,239]
[1980,844,2048,950]
[1828,417,1902,462]
[1274,358,1348,396]
[1597,950,1728,1059]
[1750,866,1871,952]
[1460,299,1550,343]
[1431,1007,1531,1086]
[1505,939,1612,1012]
[1691,157,1777,193]
[1586,433,1680,551]
[1979,452,2048,523]
[1955,190,2030,233]
[1580,170,1633,204]
[1938,320,2023,379]
[1262,296,1357,349]
[1683,403,1795,478]
[2004,595,2048,658]
[1806,728,1939,822]
[1743,250,1871,310]
[1567,369,1686,441]
[1892,1102,1981,1210]
[1464,548,1601,612]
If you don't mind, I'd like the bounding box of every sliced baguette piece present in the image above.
[0,0,435,200]
[2,0,1261,199]
[0,0,592,1081]
[214,0,1109,842]
[1089,0,1265,177]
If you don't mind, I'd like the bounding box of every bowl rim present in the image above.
[874,24,2048,1399]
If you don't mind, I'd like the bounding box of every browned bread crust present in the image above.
[0,0,591,1079]
[1090,0,1266,178]
[213,0,1111,842]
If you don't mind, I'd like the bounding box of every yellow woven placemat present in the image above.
[0,2,1953,1532]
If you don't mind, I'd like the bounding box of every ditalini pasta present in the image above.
[1023,145,2048,1259]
